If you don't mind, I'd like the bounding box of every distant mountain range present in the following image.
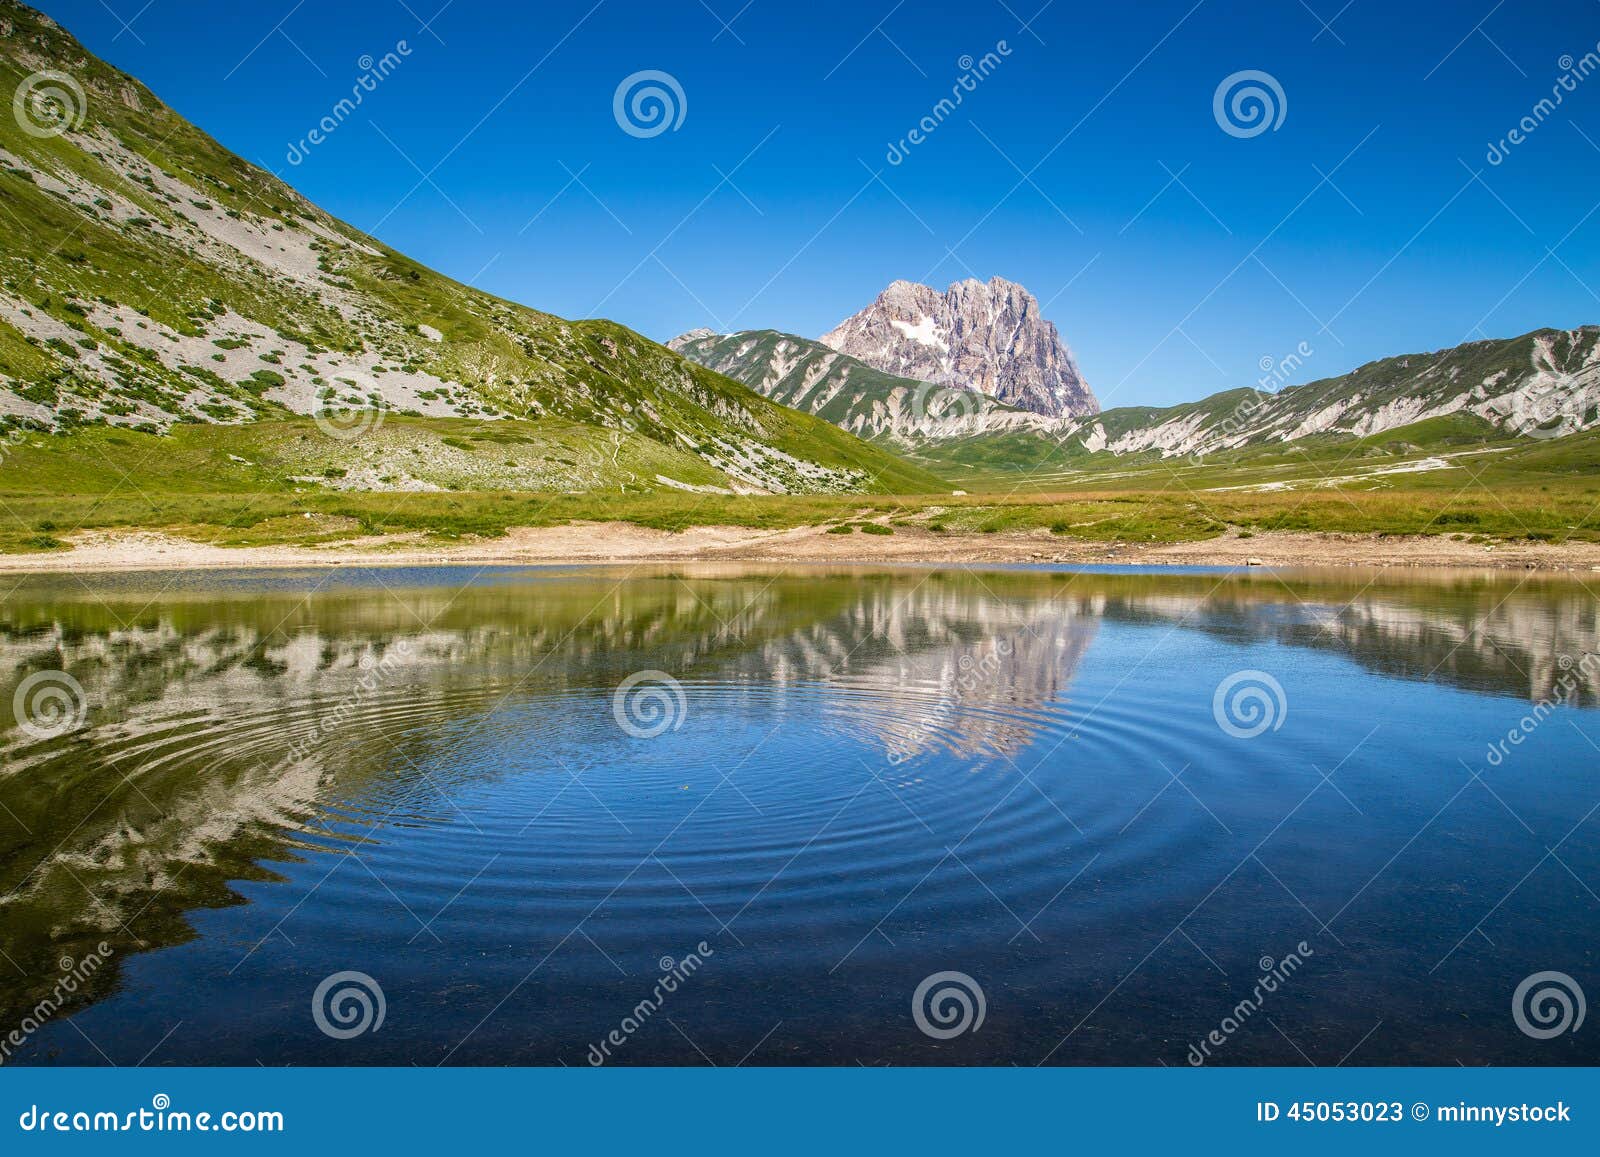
[0,0,937,495]
[676,300,1600,465]
[1076,326,1600,458]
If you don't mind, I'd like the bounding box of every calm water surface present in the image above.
[1,564,1596,1065]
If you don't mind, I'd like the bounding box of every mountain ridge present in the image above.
[666,327,1059,444]
[1069,325,1600,459]
[673,322,1600,470]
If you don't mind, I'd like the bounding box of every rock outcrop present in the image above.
[819,276,1098,418]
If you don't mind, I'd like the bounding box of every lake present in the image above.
[0,564,1595,1066]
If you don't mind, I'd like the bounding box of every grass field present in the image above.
[1,416,1597,555]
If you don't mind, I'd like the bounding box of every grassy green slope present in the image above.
[0,413,1596,553]
[0,1,941,497]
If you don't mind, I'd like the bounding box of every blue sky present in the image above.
[34,0,1600,408]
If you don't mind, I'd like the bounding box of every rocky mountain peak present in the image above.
[667,328,718,350]
[818,277,1098,417]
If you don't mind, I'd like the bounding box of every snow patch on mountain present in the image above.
[819,276,1098,418]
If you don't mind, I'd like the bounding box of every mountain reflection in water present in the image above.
[1,565,1595,1065]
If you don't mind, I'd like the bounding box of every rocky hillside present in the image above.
[688,316,1600,472]
[1071,326,1600,459]
[668,328,1060,444]
[0,1,940,495]
[818,276,1099,418]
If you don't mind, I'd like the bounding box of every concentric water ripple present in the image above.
[2,565,1597,1066]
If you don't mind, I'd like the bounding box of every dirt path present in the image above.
[2,524,1598,574]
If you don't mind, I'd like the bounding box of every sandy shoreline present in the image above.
[1,523,1598,574]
